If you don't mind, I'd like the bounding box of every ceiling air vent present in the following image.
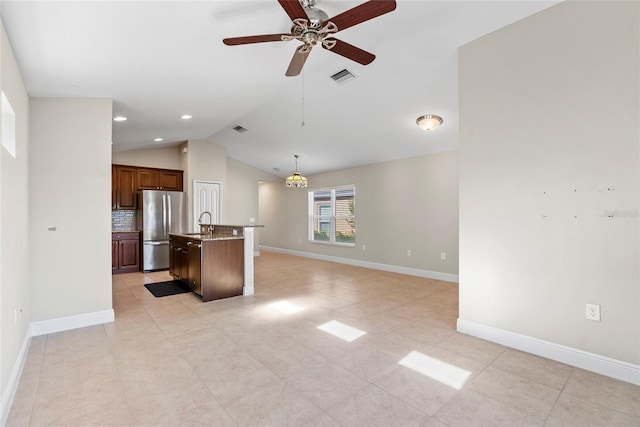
[330,69,356,85]
[233,125,248,133]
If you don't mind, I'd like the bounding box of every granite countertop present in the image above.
[212,224,264,228]
[170,233,244,241]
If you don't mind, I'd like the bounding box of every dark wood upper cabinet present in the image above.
[112,165,184,210]
[114,166,137,209]
[137,168,183,191]
[137,169,160,190]
[159,170,182,191]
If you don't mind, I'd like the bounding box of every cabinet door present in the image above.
[180,249,189,282]
[170,244,185,280]
[188,242,202,295]
[160,171,183,191]
[137,169,161,190]
[116,167,137,209]
[111,166,117,209]
[112,240,119,271]
[118,239,140,272]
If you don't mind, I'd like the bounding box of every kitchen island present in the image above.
[169,224,262,302]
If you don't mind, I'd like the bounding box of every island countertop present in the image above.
[169,233,244,241]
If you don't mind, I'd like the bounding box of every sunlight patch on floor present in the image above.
[269,300,304,315]
[317,320,366,342]
[399,351,471,390]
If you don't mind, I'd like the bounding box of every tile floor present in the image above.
[7,251,640,426]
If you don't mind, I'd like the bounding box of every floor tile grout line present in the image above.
[101,323,137,427]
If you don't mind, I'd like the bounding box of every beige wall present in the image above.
[112,145,182,170]
[226,158,279,250]
[185,139,227,231]
[225,158,278,224]
[29,98,113,321]
[0,22,30,401]
[459,1,639,364]
[259,151,459,276]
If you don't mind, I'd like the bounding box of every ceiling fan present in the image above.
[222,0,397,77]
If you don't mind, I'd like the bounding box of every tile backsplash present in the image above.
[112,210,136,232]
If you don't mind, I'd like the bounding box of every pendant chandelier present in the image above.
[285,155,308,188]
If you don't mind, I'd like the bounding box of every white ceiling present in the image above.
[0,0,557,177]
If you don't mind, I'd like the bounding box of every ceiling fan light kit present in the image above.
[286,155,308,188]
[416,114,443,132]
[223,0,397,76]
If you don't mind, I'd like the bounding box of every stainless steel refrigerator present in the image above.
[137,190,187,271]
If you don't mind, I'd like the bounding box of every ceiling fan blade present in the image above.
[278,0,309,22]
[223,34,290,46]
[322,38,375,65]
[285,47,310,77]
[328,0,396,32]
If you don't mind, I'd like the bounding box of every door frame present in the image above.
[192,180,222,231]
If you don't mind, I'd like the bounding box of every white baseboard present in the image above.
[2,309,115,423]
[30,309,115,337]
[0,333,31,426]
[258,245,459,283]
[457,318,640,386]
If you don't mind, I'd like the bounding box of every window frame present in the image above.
[308,185,356,247]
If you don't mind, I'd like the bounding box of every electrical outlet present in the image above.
[586,304,601,321]
[407,249,412,256]
[441,252,446,260]
[232,229,238,236]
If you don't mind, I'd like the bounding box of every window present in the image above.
[309,186,355,246]
[2,92,16,158]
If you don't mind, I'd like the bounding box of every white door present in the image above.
[193,180,221,231]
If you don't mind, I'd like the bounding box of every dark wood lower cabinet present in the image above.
[112,232,141,274]
[201,239,244,302]
[170,240,189,281]
[169,235,244,302]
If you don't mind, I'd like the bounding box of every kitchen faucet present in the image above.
[198,211,213,234]
[198,211,212,224]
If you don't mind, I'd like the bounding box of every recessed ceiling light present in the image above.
[154,138,163,142]
[181,114,192,120]
[113,116,127,122]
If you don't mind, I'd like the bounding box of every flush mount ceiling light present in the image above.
[285,155,308,188]
[181,114,192,120]
[154,138,163,142]
[113,116,127,122]
[416,114,443,132]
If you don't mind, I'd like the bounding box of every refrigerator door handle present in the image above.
[144,241,169,246]
[162,194,167,236]
[167,195,172,234]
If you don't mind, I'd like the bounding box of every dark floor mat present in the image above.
[144,280,192,298]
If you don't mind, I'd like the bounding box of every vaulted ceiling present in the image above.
[1,0,557,177]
